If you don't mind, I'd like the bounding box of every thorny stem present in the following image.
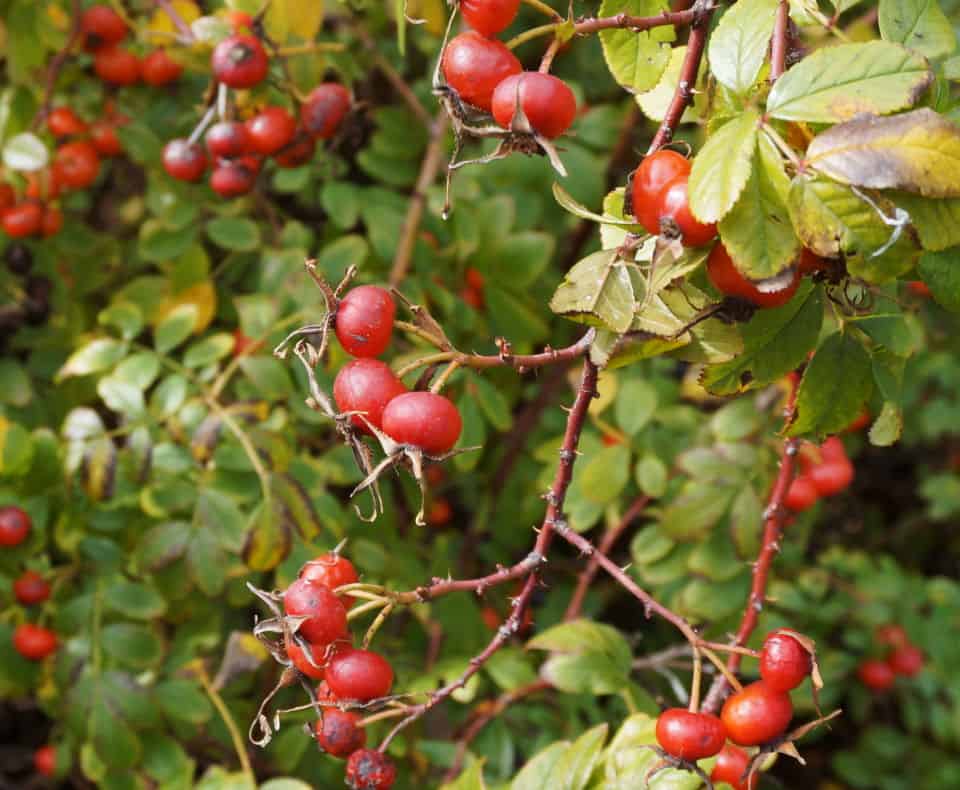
[769,0,790,82]
[32,0,83,129]
[377,359,600,751]
[701,380,800,714]
[507,8,698,49]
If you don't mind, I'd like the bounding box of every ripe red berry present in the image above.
[0,182,14,213]
[710,744,755,790]
[2,202,43,239]
[345,748,397,790]
[631,149,691,236]
[441,31,522,112]
[46,107,88,138]
[428,498,453,526]
[655,708,726,761]
[785,475,818,512]
[89,121,123,156]
[40,205,63,238]
[142,49,183,86]
[845,407,870,433]
[210,160,257,197]
[315,708,367,758]
[491,72,577,139]
[283,579,348,646]
[655,176,718,247]
[211,35,269,89]
[246,106,297,155]
[34,745,56,777]
[287,637,328,679]
[759,632,811,692]
[858,658,896,691]
[13,570,50,605]
[206,122,251,158]
[53,141,100,190]
[333,359,407,434]
[301,84,352,140]
[274,131,316,168]
[382,392,462,455]
[907,280,931,298]
[465,267,485,291]
[707,242,799,307]
[162,139,207,182]
[461,0,520,36]
[81,5,128,51]
[721,681,793,746]
[300,554,359,606]
[326,648,394,702]
[888,644,924,677]
[227,10,255,31]
[808,461,854,497]
[26,171,60,201]
[798,248,829,276]
[94,46,141,85]
[13,623,58,661]
[335,286,396,358]
[876,624,910,650]
[818,436,848,464]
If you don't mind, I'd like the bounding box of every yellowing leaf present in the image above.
[599,0,675,94]
[879,0,956,59]
[148,0,201,35]
[265,0,324,44]
[636,45,702,122]
[155,282,217,334]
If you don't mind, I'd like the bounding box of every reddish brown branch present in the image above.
[395,550,547,604]
[32,0,83,129]
[769,0,790,82]
[564,495,650,621]
[701,385,800,714]
[573,8,699,35]
[647,0,717,152]
[378,359,599,751]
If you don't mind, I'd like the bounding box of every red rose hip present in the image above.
[491,72,577,139]
[13,570,51,605]
[301,553,359,606]
[785,475,818,512]
[210,160,257,197]
[34,745,57,777]
[13,623,58,660]
[142,49,183,86]
[47,107,88,138]
[655,175,718,247]
[206,122,251,158]
[707,242,799,307]
[888,644,924,677]
[163,139,207,182]
[212,35,269,88]
[283,579,348,645]
[81,5,127,51]
[858,658,896,691]
[711,744,755,790]
[461,0,520,36]
[90,121,123,156]
[94,46,141,85]
[382,392,462,455]
[335,286,396,358]
[326,648,394,701]
[0,506,31,546]
[246,106,297,155]
[301,84,352,140]
[345,748,397,789]
[759,631,811,692]
[2,203,44,239]
[333,359,407,434]
[631,149,691,236]
[315,708,367,758]
[655,708,726,761]
[441,31,521,112]
[721,681,793,746]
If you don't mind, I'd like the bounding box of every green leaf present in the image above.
[441,760,487,790]
[321,182,360,229]
[101,624,164,668]
[542,652,629,695]
[0,359,32,407]
[528,619,632,670]
[598,0,675,93]
[142,735,195,787]
[544,724,608,790]
[552,182,641,227]
[472,377,512,431]
[511,742,569,790]
[183,333,235,368]
[616,378,658,435]
[892,193,960,251]
[57,338,126,380]
[788,332,873,437]
[206,217,261,251]
[188,527,228,596]
[688,109,760,223]
[0,416,34,477]
[719,133,799,279]
[154,304,198,354]
[636,45,702,123]
[549,250,637,333]
[99,302,145,340]
[242,500,292,572]
[270,473,321,543]
[917,247,960,311]
[3,131,47,171]
[635,454,668,497]
[484,648,538,691]
[879,0,956,59]
[766,41,933,122]
[658,480,735,541]
[90,698,142,769]
[577,445,631,505]
[701,283,822,395]
[805,109,960,198]
[707,0,779,94]
[98,378,146,418]
[104,581,168,620]
[238,356,293,400]
[155,678,213,725]
[605,713,710,789]
[869,400,903,446]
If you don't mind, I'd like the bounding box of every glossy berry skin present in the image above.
[818,436,848,464]
[707,242,799,307]
[47,107,88,138]
[428,498,453,526]
[26,172,60,201]
[333,360,407,434]
[247,107,297,155]
[301,84,352,139]
[710,744,755,790]
[326,648,394,702]
[14,570,51,605]
[888,644,924,677]
[760,632,811,692]
[441,31,522,112]
[462,0,520,35]
[34,745,56,777]
[876,624,910,650]
[284,579,348,646]
[382,392,463,455]
[785,475,818,512]
[631,150,692,236]
[81,5,127,51]
[2,203,43,239]
[210,160,257,197]
[655,708,726,761]
[0,182,14,213]
[808,461,854,497]
[211,35,269,88]
[13,624,58,661]
[142,49,183,86]
[491,72,577,139]
[41,205,61,239]
[94,46,141,85]
[858,658,896,691]
[798,248,829,276]
[287,638,327,679]
[345,748,397,790]
[314,708,367,758]
[721,681,793,747]
[90,121,123,156]
[53,141,100,190]
[162,139,207,182]
[275,131,316,168]
[908,280,932,298]
[206,122,251,158]
[335,286,396,358]
[655,176,718,247]
[300,554,359,606]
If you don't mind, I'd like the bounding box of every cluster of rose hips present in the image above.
[440,0,577,141]
[857,624,925,692]
[331,285,463,455]
[81,4,183,87]
[655,630,815,789]
[785,436,855,513]
[0,506,58,663]
[161,17,351,198]
[280,552,396,789]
